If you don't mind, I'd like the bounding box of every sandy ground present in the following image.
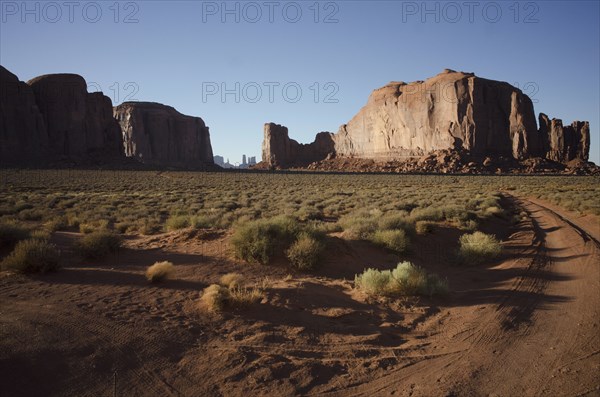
[1,195,599,396]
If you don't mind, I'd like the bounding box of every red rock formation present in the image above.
[262,123,334,168]
[539,113,590,162]
[27,73,123,161]
[114,102,214,168]
[261,70,591,168]
[0,66,48,164]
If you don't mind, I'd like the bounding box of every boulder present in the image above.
[114,102,213,168]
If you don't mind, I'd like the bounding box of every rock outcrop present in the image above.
[0,66,48,164]
[538,113,589,162]
[1,66,123,165]
[262,123,334,168]
[261,70,591,169]
[114,102,214,168]
[27,73,123,161]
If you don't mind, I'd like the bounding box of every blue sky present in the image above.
[1,0,599,164]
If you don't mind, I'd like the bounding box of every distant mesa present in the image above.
[259,69,593,174]
[114,102,213,168]
[0,65,214,169]
[214,155,256,169]
[262,123,334,168]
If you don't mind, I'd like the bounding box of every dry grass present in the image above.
[146,261,175,282]
[200,274,266,312]
[219,272,243,288]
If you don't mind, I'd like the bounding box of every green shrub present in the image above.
[231,216,300,265]
[355,262,447,297]
[165,215,189,231]
[77,231,121,259]
[410,207,444,222]
[146,261,174,282]
[458,231,502,265]
[191,214,219,229]
[0,222,30,249]
[286,233,324,271]
[371,229,409,253]
[378,212,412,232]
[1,239,60,274]
[339,215,378,240]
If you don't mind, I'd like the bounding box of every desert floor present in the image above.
[1,194,599,397]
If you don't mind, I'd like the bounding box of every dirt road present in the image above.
[323,195,599,396]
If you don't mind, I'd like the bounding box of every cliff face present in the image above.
[1,66,123,165]
[262,123,333,168]
[261,70,590,168]
[333,70,540,160]
[0,66,48,164]
[114,102,214,168]
[27,73,123,160]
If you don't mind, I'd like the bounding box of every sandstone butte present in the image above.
[0,65,214,168]
[261,69,591,172]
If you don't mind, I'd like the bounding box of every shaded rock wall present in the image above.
[1,65,123,165]
[0,66,48,164]
[114,102,214,168]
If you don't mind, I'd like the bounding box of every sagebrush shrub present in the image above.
[1,239,60,274]
[339,215,378,240]
[231,216,300,265]
[378,212,412,232]
[371,229,409,253]
[355,262,447,297]
[165,215,189,231]
[458,231,501,265]
[286,233,324,271]
[77,231,121,259]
